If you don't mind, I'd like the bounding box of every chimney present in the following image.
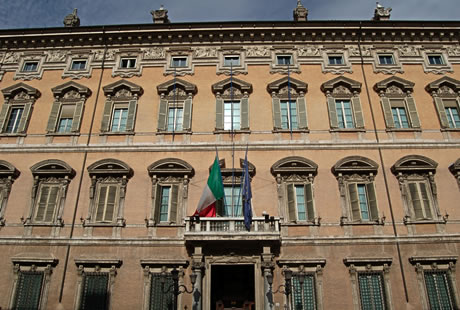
[372,2,392,21]
[293,0,308,22]
[151,5,170,24]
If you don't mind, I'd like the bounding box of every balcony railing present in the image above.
[184,217,280,241]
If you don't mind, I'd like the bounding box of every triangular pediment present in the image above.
[374,76,415,92]
[211,77,252,94]
[157,78,197,95]
[103,79,143,97]
[52,81,91,98]
[321,76,361,93]
[2,83,40,100]
[267,77,308,93]
[426,76,460,93]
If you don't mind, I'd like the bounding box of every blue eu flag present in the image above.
[242,152,252,231]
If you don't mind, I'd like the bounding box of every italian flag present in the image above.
[194,156,224,217]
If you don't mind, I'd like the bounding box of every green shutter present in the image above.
[408,183,424,219]
[419,182,432,219]
[405,96,420,128]
[424,271,454,310]
[0,104,9,132]
[157,99,168,131]
[14,271,44,310]
[44,186,59,222]
[104,185,117,222]
[358,273,386,310]
[150,274,174,310]
[125,100,137,132]
[46,101,61,133]
[240,97,249,130]
[348,183,361,221]
[352,96,364,128]
[17,103,32,133]
[327,97,339,129]
[169,184,179,223]
[287,184,296,222]
[272,97,282,130]
[381,97,395,128]
[80,273,109,310]
[434,97,449,128]
[154,184,161,224]
[297,97,308,130]
[215,98,224,130]
[305,183,314,221]
[182,97,192,131]
[100,100,113,132]
[71,101,84,132]
[366,183,378,221]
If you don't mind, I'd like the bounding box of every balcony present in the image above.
[184,216,281,242]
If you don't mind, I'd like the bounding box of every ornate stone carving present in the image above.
[142,47,165,60]
[386,85,404,95]
[93,49,118,61]
[446,45,460,56]
[298,45,320,56]
[193,47,217,58]
[63,90,81,100]
[246,46,270,57]
[14,91,31,100]
[63,9,80,27]
[347,45,372,57]
[278,86,298,97]
[114,88,132,99]
[151,5,170,24]
[398,45,419,56]
[46,51,67,63]
[293,0,308,22]
[222,87,242,97]
[438,85,456,96]
[332,85,352,96]
[167,88,187,98]
[373,2,392,21]
[4,52,20,64]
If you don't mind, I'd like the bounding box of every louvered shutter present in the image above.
[381,97,395,128]
[366,183,378,221]
[71,101,84,132]
[14,271,43,310]
[0,104,9,132]
[157,99,168,131]
[351,96,364,128]
[169,185,179,223]
[240,97,249,130]
[297,97,308,129]
[433,97,449,128]
[287,184,296,221]
[215,98,224,130]
[44,186,59,222]
[405,96,420,128]
[104,185,117,222]
[125,100,137,132]
[80,273,109,310]
[272,97,282,130]
[154,184,161,224]
[35,185,49,222]
[305,183,314,221]
[348,183,361,221]
[100,100,113,132]
[408,182,423,219]
[46,101,61,132]
[182,97,192,131]
[17,103,32,133]
[327,97,339,129]
[419,182,432,219]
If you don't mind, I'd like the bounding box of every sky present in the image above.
[0,0,458,30]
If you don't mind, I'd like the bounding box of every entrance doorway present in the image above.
[211,264,255,310]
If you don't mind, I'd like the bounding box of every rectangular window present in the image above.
[57,104,75,133]
[5,107,24,133]
[292,274,317,310]
[224,101,241,130]
[71,60,87,70]
[378,55,394,65]
[111,107,128,132]
[22,61,39,72]
[34,184,60,223]
[155,184,178,224]
[150,273,174,310]
[445,107,460,128]
[167,107,183,131]
[358,272,387,310]
[407,181,432,220]
[95,184,118,222]
[335,100,354,129]
[287,183,314,222]
[276,55,292,65]
[391,107,409,128]
[79,272,109,310]
[348,183,378,222]
[428,55,444,65]
[295,185,307,221]
[328,56,344,65]
[119,58,136,69]
[280,100,298,129]
[13,271,44,310]
[424,271,455,310]
[159,186,170,222]
[221,186,242,217]
[224,56,240,67]
[171,57,187,68]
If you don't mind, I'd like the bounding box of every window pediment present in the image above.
[51,81,91,99]
[449,158,460,176]
[157,78,197,97]
[374,76,415,93]
[148,158,194,178]
[271,156,318,177]
[321,76,361,95]
[391,155,437,175]
[426,76,460,95]
[102,79,143,98]
[2,83,40,102]
[0,160,20,179]
[30,159,75,178]
[332,156,379,175]
[267,77,307,95]
[211,77,252,96]
[88,159,133,178]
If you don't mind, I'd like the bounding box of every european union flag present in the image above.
[242,150,252,231]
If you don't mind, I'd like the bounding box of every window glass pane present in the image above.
[111,107,128,132]
[14,271,43,310]
[378,55,394,65]
[150,274,174,310]
[277,55,292,65]
[280,101,298,129]
[22,62,38,72]
[224,101,240,130]
[328,56,343,65]
[336,100,354,129]
[167,107,183,131]
[357,184,369,221]
[424,271,454,310]
[160,186,170,222]
[171,57,187,67]
[428,55,444,65]
[80,273,109,310]
[6,107,24,133]
[392,107,409,128]
[445,107,460,128]
[358,272,386,310]
[223,186,242,217]
[120,58,136,68]
[295,185,306,221]
[71,60,87,70]
[292,274,316,310]
[224,56,240,67]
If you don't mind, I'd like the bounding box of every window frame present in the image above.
[21,61,39,72]
[322,50,352,74]
[378,54,395,65]
[428,54,444,66]
[171,56,188,68]
[276,54,293,66]
[421,50,452,74]
[119,57,137,69]
[328,55,344,66]
[70,59,87,71]
[223,55,241,67]
[110,104,129,132]
[426,76,460,131]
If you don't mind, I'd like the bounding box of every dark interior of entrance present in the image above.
[211,264,255,310]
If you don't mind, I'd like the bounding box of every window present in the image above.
[147,158,194,226]
[0,160,19,226]
[171,57,187,68]
[333,156,382,224]
[71,60,87,70]
[292,273,317,310]
[321,76,364,130]
[428,55,444,65]
[22,61,38,72]
[375,77,420,130]
[119,58,136,69]
[409,256,459,310]
[271,157,318,224]
[33,184,60,223]
[449,159,460,190]
[85,159,133,228]
[0,83,39,135]
[268,76,308,131]
[167,107,183,131]
[344,258,393,310]
[74,259,122,310]
[328,55,344,65]
[391,155,441,223]
[47,81,90,134]
[149,273,174,309]
[378,55,395,65]
[427,76,460,130]
[101,80,142,134]
[224,56,240,67]
[277,55,292,65]
[212,77,252,132]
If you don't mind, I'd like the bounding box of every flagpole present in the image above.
[172,67,177,142]
[287,63,293,139]
[230,62,235,214]
[236,144,248,214]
